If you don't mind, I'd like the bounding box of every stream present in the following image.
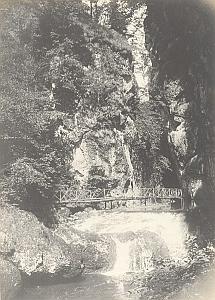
[17,211,194,300]
[19,274,133,300]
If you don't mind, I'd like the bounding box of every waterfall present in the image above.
[106,236,154,276]
[116,127,139,197]
[130,238,153,272]
[122,142,133,177]
[108,238,132,276]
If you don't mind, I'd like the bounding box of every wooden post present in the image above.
[153,188,156,205]
[110,201,113,209]
[90,1,93,18]
[104,201,107,209]
[181,197,184,210]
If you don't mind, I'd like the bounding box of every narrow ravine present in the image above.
[1,1,215,300]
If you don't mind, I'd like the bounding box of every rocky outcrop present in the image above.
[0,205,82,284]
[0,204,117,291]
[70,123,138,196]
[0,257,21,300]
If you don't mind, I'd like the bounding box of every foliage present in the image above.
[0,1,89,224]
[0,0,137,223]
[132,100,171,185]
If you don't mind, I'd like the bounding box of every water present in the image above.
[73,211,188,260]
[107,238,132,275]
[18,211,189,300]
[18,274,134,300]
[105,237,154,276]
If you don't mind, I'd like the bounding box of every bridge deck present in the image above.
[55,187,184,211]
[61,196,163,203]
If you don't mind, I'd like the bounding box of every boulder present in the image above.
[0,205,82,284]
[0,257,21,300]
[28,228,83,283]
[55,225,115,272]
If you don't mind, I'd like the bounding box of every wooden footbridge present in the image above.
[55,187,185,211]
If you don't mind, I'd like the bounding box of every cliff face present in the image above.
[86,0,215,207]
[69,2,156,195]
[69,1,170,195]
[145,0,215,208]
[1,0,215,222]
[0,0,143,216]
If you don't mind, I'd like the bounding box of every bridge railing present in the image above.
[56,187,183,202]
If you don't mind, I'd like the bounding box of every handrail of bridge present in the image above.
[55,187,183,203]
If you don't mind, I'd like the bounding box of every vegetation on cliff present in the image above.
[0,0,215,225]
[0,0,173,224]
[0,0,134,224]
[1,2,215,299]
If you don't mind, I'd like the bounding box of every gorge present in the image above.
[0,0,215,299]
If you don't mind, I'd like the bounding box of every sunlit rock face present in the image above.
[71,134,116,185]
[68,3,153,193]
[71,124,138,194]
[71,130,120,185]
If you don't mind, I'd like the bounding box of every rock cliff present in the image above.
[145,0,215,209]
[0,0,215,222]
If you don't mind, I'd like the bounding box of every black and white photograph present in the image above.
[0,0,215,299]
